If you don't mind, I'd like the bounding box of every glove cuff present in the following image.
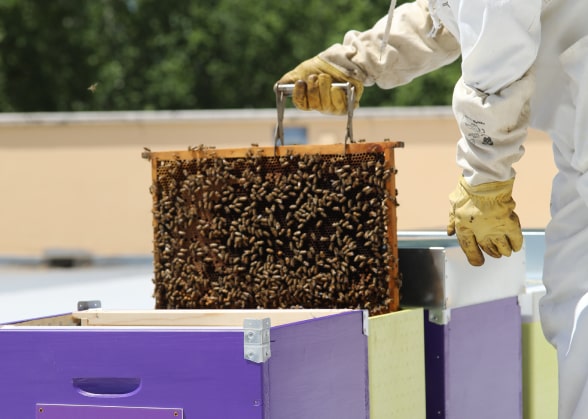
[459,176,515,202]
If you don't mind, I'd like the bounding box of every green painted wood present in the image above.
[368,309,426,419]
[522,321,558,419]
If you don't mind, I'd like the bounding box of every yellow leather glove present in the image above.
[447,176,523,266]
[277,56,364,115]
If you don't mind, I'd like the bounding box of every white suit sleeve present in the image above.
[452,0,542,185]
[319,0,461,89]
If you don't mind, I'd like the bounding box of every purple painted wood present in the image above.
[424,315,446,419]
[268,311,369,419]
[425,297,522,419]
[0,311,369,418]
[0,328,264,418]
[36,404,181,418]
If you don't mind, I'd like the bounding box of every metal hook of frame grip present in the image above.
[273,82,355,154]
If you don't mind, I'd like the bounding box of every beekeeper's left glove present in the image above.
[277,56,363,115]
[447,176,523,266]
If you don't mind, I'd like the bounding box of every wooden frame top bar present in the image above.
[146,141,404,161]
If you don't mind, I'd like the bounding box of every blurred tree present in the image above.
[0,0,460,112]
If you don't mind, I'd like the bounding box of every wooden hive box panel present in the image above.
[368,308,426,419]
[0,309,369,418]
[424,298,523,418]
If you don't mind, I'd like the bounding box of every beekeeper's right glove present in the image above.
[447,176,523,266]
[276,56,364,115]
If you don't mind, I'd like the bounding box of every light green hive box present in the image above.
[368,308,426,419]
[520,287,558,419]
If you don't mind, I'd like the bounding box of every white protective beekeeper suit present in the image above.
[278,0,588,417]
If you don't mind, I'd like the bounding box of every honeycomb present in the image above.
[146,142,401,315]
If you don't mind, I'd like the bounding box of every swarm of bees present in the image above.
[149,143,400,315]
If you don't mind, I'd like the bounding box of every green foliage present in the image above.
[0,0,460,111]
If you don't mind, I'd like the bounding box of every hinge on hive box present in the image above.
[243,318,271,363]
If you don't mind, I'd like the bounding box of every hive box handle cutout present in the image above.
[72,377,141,398]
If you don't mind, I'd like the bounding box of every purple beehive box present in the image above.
[0,309,369,418]
[424,297,523,419]
[398,232,526,419]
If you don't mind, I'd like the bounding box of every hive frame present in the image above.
[146,142,402,314]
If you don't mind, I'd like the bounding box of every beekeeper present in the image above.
[277,0,588,417]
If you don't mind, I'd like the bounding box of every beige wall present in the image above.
[0,108,556,256]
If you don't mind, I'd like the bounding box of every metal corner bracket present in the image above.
[243,318,271,363]
[428,308,451,325]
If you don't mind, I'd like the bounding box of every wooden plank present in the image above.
[522,321,558,419]
[149,141,403,161]
[72,309,353,327]
[5,313,79,327]
[268,310,369,418]
[368,309,426,419]
[384,145,400,311]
